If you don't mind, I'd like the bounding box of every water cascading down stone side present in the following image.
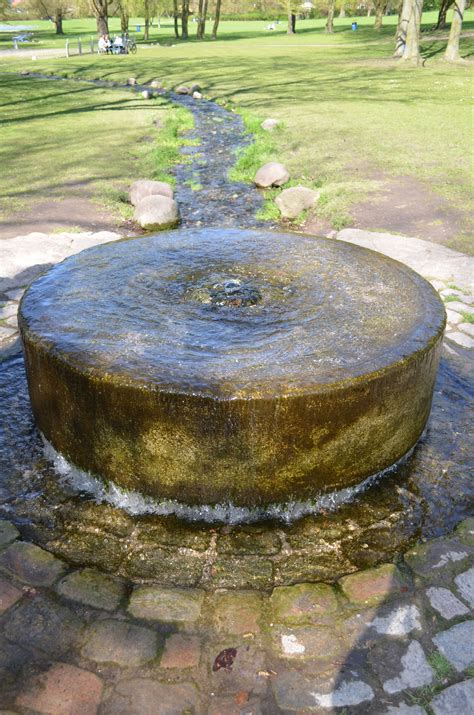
[19,228,446,509]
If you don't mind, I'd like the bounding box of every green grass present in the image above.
[460,311,474,324]
[0,12,473,249]
[0,73,193,223]
[428,651,456,681]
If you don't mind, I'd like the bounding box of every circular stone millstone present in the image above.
[19,228,446,509]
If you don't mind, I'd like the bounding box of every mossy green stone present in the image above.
[0,541,66,587]
[455,517,474,547]
[269,583,339,625]
[19,228,445,508]
[128,586,204,624]
[339,563,410,605]
[57,568,126,611]
[0,521,19,549]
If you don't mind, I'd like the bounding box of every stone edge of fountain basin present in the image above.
[43,435,416,526]
[17,228,447,400]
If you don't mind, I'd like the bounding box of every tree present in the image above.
[211,0,222,39]
[116,0,129,32]
[181,0,189,39]
[444,0,466,61]
[435,0,453,29]
[394,0,409,56]
[326,0,335,32]
[26,0,72,34]
[400,0,423,63]
[196,0,209,38]
[90,0,110,35]
[374,0,388,29]
[173,0,179,37]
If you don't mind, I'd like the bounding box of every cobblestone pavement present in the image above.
[0,517,472,713]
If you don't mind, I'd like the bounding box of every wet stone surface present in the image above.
[0,520,472,712]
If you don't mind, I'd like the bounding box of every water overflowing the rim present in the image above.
[43,436,416,525]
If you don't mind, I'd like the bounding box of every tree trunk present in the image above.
[367,6,372,16]
[339,5,346,17]
[181,0,189,40]
[211,0,221,39]
[173,0,180,38]
[197,0,203,37]
[326,0,335,32]
[144,0,150,41]
[374,0,386,29]
[55,11,64,34]
[201,0,208,37]
[115,0,129,32]
[401,0,423,64]
[96,14,108,35]
[92,0,109,36]
[287,12,296,33]
[394,0,409,55]
[445,0,466,61]
[435,0,452,29]
[197,0,208,38]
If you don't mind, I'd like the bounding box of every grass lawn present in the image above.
[0,73,193,227]
[0,12,472,251]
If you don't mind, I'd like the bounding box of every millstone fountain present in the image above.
[19,227,445,517]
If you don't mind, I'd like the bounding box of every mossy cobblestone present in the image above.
[0,517,473,712]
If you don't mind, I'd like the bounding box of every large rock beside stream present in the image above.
[134,195,179,230]
[255,162,290,188]
[276,186,320,219]
[261,118,279,131]
[129,179,174,207]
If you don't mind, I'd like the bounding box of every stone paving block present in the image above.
[447,331,474,348]
[311,680,376,708]
[426,586,470,619]
[430,678,474,715]
[368,603,422,635]
[383,641,434,694]
[217,527,281,555]
[0,578,23,614]
[432,620,474,672]
[0,521,19,548]
[339,563,410,605]
[0,325,16,342]
[81,620,158,666]
[213,590,263,634]
[122,545,205,585]
[271,669,375,711]
[208,695,263,715]
[211,555,274,589]
[456,516,474,546]
[269,582,338,624]
[5,595,82,656]
[160,633,202,669]
[404,538,472,580]
[57,567,126,611]
[209,643,267,696]
[101,679,199,715]
[445,301,474,316]
[274,625,347,661]
[15,662,103,715]
[383,705,425,714]
[0,541,66,586]
[128,585,204,624]
[369,639,433,694]
[454,566,474,607]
